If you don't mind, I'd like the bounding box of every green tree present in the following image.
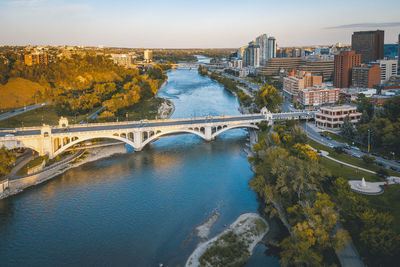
[0,146,16,178]
[340,116,355,139]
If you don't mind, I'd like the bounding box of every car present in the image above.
[351,146,360,151]
[376,162,386,167]
[372,152,379,157]
[41,103,46,106]
[352,153,361,158]
[390,166,399,171]
[320,133,326,137]
[383,155,390,160]
[328,143,334,149]
[326,136,332,140]
[10,110,15,113]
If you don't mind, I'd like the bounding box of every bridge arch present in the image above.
[212,124,259,139]
[53,135,136,158]
[139,129,207,149]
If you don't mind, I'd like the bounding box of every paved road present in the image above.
[0,115,266,137]
[0,102,49,121]
[303,122,400,171]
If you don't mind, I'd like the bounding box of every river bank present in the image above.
[185,213,269,267]
[0,144,127,200]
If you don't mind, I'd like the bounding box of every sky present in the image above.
[0,0,400,48]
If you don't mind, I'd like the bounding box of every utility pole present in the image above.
[367,129,371,153]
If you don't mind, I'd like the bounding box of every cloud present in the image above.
[324,22,400,30]
[5,0,45,7]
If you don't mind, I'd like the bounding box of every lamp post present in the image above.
[367,129,371,154]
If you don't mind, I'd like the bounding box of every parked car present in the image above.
[377,162,386,167]
[344,144,351,149]
[320,133,326,137]
[383,156,390,160]
[390,166,399,171]
[351,146,360,151]
[372,152,379,157]
[326,136,332,140]
[352,153,361,158]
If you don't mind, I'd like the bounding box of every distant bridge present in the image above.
[0,108,313,159]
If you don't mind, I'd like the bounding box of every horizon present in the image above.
[1,0,400,48]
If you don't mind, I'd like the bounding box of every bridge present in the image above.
[0,108,313,159]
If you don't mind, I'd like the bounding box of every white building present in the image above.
[256,34,268,65]
[376,59,398,83]
[144,49,152,63]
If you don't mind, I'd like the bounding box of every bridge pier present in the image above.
[204,126,214,141]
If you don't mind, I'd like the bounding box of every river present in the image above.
[0,56,280,267]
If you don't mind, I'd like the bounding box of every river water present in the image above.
[0,56,280,266]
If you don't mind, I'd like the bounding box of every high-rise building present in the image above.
[376,59,398,83]
[352,64,381,88]
[398,33,400,75]
[267,37,277,59]
[351,30,384,63]
[243,42,260,67]
[258,57,305,76]
[24,51,49,66]
[334,50,361,88]
[256,34,268,65]
[144,49,152,62]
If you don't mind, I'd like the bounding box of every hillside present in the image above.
[0,78,45,109]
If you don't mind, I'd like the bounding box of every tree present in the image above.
[254,85,283,112]
[362,154,375,165]
[0,146,16,178]
[340,116,355,139]
[383,96,400,122]
[357,93,374,122]
[376,168,388,179]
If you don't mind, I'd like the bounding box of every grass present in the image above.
[0,105,97,128]
[363,186,400,233]
[307,138,399,179]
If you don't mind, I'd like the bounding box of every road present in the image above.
[303,121,400,171]
[0,114,266,137]
[0,102,49,121]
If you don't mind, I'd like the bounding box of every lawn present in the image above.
[307,138,399,178]
[0,105,98,128]
[363,186,400,233]
[16,156,46,176]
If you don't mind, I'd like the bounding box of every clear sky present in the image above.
[1,0,399,48]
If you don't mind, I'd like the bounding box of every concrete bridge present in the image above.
[0,108,313,159]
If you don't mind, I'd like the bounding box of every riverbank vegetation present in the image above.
[0,147,15,179]
[250,120,400,266]
[0,51,171,125]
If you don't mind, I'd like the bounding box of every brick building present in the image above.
[298,86,339,107]
[352,64,381,88]
[334,50,362,88]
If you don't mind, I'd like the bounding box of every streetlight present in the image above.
[367,129,371,154]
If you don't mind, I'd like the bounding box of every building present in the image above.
[110,54,135,67]
[298,86,340,107]
[299,57,334,81]
[315,105,362,129]
[243,42,260,68]
[144,50,152,63]
[351,30,384,63]
[283,71,322,102]
[256,34,268,65]
[24,51,49,66]
[340,88,377,102]
[398,34,400,75]
[352,64,381,88]
[334,50,362,88]
[259,57,306,76]
[376,59,398,83]
[267,37,277,59]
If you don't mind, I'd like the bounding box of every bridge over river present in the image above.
[0,108,313,159]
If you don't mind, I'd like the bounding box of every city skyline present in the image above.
[1,0,400,48]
